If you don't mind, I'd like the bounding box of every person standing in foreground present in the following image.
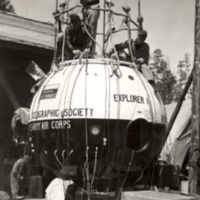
[10,155,31,200]
[106,30,154,85]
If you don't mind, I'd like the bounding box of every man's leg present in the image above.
[10,175,19,199]
[54,33,74,65]
[84,5,100,55]
[141,64,155,84]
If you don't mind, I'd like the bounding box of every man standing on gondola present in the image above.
[80,0,100,56]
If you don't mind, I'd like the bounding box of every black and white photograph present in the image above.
[0,0,198,200]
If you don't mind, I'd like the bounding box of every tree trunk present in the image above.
[189,0,200,194]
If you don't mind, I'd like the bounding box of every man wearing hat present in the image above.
[55,14,93,63]
[107,30,154,85]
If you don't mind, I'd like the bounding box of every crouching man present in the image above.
[55,14,92,63]
[106,30,155,85]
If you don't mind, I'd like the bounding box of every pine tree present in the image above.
[175,53,192,100]
[150,49,177,104]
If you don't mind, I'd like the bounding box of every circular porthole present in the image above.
[90,125,101,136]
[128,75,134,81]
[127,119,151,152]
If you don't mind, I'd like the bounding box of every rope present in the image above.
[63,150,74,165]
[83,22,104,55]
[116,74,121,187]
[54,150,63,168]
[134,64,155,122]
[56,63,76,160]
[91,147,98,190]
[117,67,140,173]
[33,73,55,122]
[106,5,123,78]
[126,15,134,62]
[54,63,77,182]
[56,61,84,178]
[54,0,59,59]
[59,64,77,112]
[107,62,121,191]
[95,60,111,187]
[84,61,90,199]
[116,150,134,200]
[95,60,109,185]
[65,62,85,157]
[60,4,67,67]
[85,147,90,199]
[107,7,120,63]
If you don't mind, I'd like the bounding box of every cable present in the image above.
[106,6,122,78]
[85,147,90,199]
[107,6,120,63]
[83,22,104,56]
[117,65,140,173]
[91,147,98,190]
[63,150,74,165]
[134,64,155,122]
[54,150,63,168]
[106,61,121,191]
[54,0,59,59]
[60,4,67,67]
[116,150,134,200]
[84,61,90,199]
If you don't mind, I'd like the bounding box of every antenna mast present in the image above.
[138,0,140,16]
[102,0,106,56]
[53,0,59,59]
[137,0,143,29]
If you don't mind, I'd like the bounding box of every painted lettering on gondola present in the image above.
[29,120,71,131]
[61,108,94,117]
[32,109,59,119]
[32,108,94,119]
[113,94,144,104]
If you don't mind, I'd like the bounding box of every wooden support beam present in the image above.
[0,39,54,56]
[0,11,54,36]
[189,0,200,194]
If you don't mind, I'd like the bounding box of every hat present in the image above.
[137,30,147,40]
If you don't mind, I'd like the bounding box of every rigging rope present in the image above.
[134,64,155,122]
[54,0,59,60]
[83,22,104,56]
[117,68,140,173]
[54,150,63,168]
[84,61,90,199]
[116,150,134,200]
[91,147,98,190]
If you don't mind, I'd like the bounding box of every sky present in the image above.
[11,0,196,73]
